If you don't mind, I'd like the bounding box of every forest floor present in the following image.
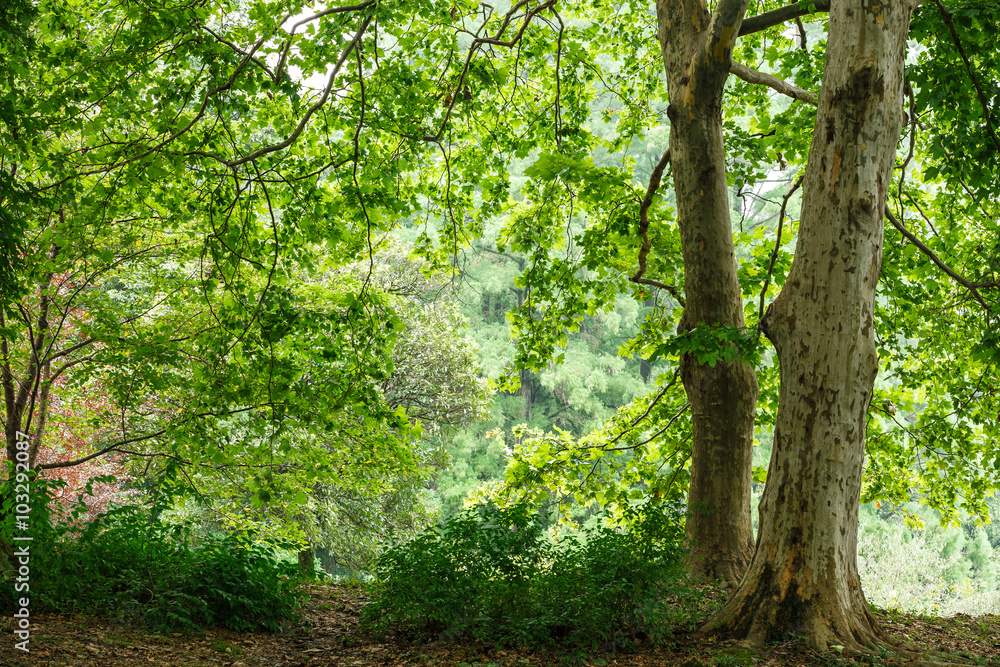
[2,583,999,667]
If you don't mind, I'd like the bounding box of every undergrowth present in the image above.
[361,500,700,649]
[1,476,303,632]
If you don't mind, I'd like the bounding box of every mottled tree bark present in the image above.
[701,0,915,649]
[655,0,758,585]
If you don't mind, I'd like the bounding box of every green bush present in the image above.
[1,478,303,632]
[362,500,699,648]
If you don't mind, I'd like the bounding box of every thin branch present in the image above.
[758,174,803,322]
[424,0,557,142]
[285,0,376,33]
[200,25,275,79]
[44,32,273,188]
[630,149,686,306]
[884,208,996,309]
[795,17,807,49]
[552,9,565,141]
[195,13,374,169]
[897,82,917,202]
[274,1,376,83]
[38,429,167,470]
[37,406,262,470]
[602,369,681,448]
[47,354,96,384]
[902,190,940,239]
[630,403,690,451]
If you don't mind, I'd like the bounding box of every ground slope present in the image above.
[1,584,998,666]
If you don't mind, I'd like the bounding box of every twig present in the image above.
[758,174,803,322]
[884,208,995,309]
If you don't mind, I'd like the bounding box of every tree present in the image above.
[651,0,759,585]
[0,0,457,552]
[9,0,745,579]
[163,240,492,572]
[291,245,494,571]
[701,0,997,651]
[440,1,996,651]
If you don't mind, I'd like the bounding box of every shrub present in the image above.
[1,477,303,632]
[361,500,699,648]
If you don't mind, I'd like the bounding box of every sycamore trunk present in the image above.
[655,0,757,585]
[702,0,913,649]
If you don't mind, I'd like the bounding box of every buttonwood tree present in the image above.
[647,0,827,584]
[696,0,1000,650]
[650,0,760,584]
[701,0,918,648]
[457,0,998,621]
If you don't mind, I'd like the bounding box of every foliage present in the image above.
[420,225,656,520]
[166,240,493,569]
[0,0,509,528]
[857,503,1000,617]
[861,0,1000,524]
[0,475,303,633]
[464,367,691,527]
[2,0,998,644]
[439,0,1000,547]
[361,500,699,648]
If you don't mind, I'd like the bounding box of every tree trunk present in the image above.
[520,367,534,423]
[298,546,315,579]
[655,0,758,585]
[701,0,913,649]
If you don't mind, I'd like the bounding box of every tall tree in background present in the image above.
[652,0,758,585]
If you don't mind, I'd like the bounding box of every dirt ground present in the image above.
[2,583,999,666]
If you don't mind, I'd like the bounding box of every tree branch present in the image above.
[196,13,374,169]
[759,175,803,322]
[37,405,263,471]
[424,0,557,142]
[884,208,997,309]
[44,33,274,188]
[738,0,831,37]
[285,0,377,33]
[630,149,686,307]
[704,0,752,66]
[730,61,817,105]
[38,429,167,470]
